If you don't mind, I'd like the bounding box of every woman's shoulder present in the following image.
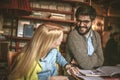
[50,48,58,53]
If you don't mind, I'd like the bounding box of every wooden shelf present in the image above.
[30,0,89,4]
[32,8,73,15]
[20,16,76,24]
[5,35,31,42]
[0,38,6,41]
[3,0,88,52]
[3,25,17,28]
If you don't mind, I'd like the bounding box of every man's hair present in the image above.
[75,4,96,21]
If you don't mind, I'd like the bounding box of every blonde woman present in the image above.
[8,22,80,80]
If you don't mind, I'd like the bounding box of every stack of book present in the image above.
[32,11,42,16]
[49,13,66,20]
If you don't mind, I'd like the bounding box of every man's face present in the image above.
[76,15,92,35]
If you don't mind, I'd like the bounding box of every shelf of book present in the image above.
[2,0,89,53]
[4,35,30,52]
[5,35,31,41]
[20,16,76,24]
[30,0,90,4]
[32,8,73,15]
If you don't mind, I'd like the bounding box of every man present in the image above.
[104,32,120,66]
[66,4,104,69]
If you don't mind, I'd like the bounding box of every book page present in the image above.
[77,66,120,77]
[78,76,104,80]
[79,70,107,77]
[73,72,104,80]
[96,66,120,76]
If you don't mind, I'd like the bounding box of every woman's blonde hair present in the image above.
[9,22,64,79]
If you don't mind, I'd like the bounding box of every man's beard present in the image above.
[75,25,91,35]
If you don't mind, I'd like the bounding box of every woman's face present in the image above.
[52,33,63,48]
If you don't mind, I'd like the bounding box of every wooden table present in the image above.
[71,73,120,80]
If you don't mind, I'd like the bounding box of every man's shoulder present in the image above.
[69,29,78,36]
[92,30,100,37]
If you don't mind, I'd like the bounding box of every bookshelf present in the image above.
[2,16,18,37]
[2,16,18,51]
[1,0,90,76]
[25,0,80,56]
[20,16,75,24]
[2,0,90,52]
[5,35,31,52]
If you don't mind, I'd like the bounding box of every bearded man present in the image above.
[66,4,104,69]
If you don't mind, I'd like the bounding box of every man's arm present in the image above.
[94,32,104,67]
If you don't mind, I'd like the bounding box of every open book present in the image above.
[72,66,120,80]
[73,71,104,80]
[77,66,120,77]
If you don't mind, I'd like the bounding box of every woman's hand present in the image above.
[65,64,80,75]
